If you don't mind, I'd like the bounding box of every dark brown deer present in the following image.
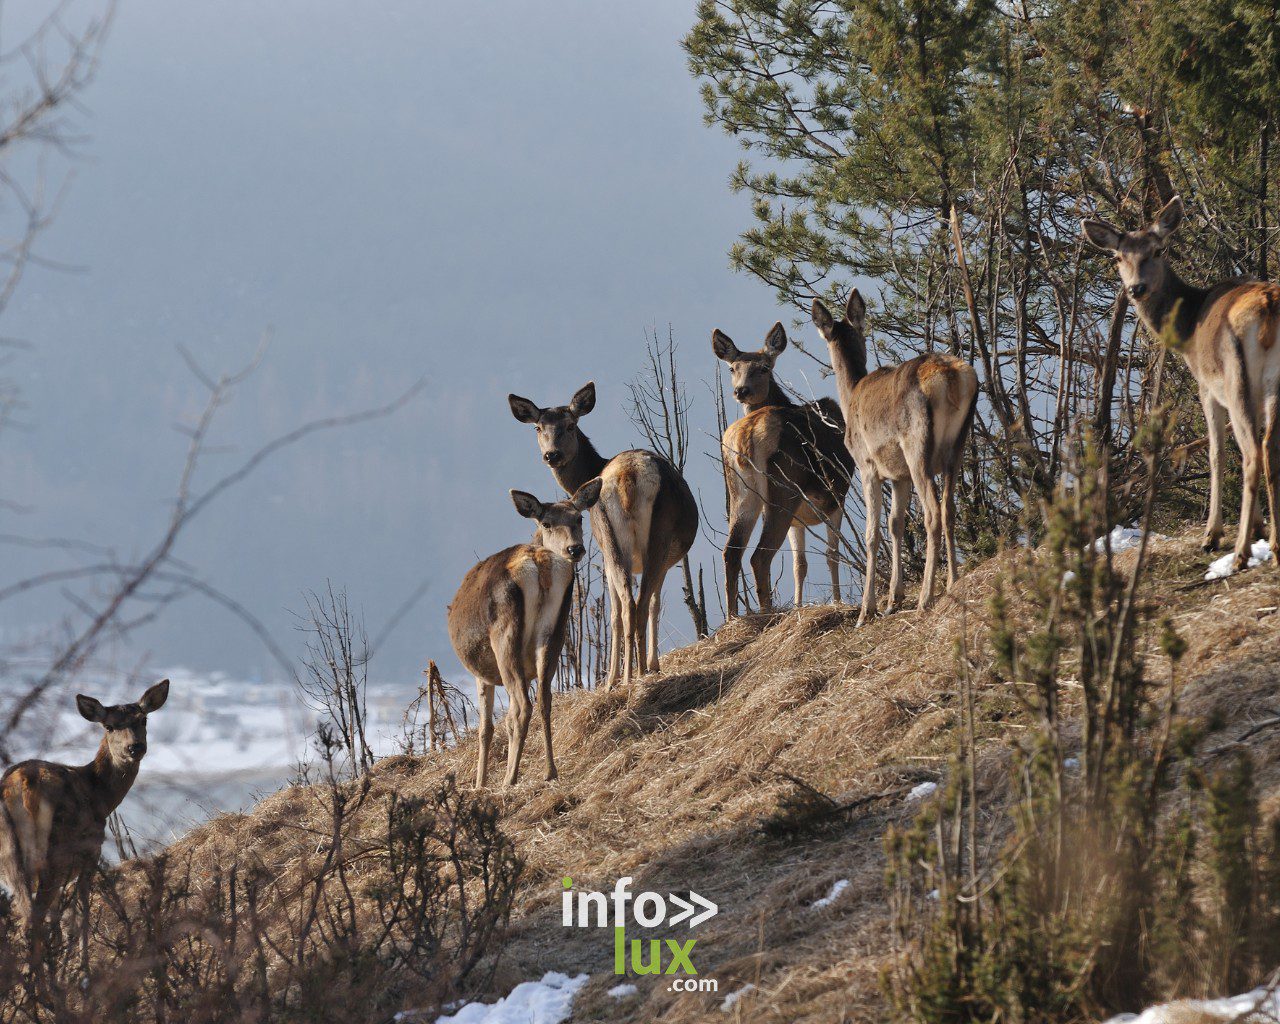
[1083,196,1280,571]
[0,680,169,938]
[813,292,978,625]
[508,383,698,688]
[448,481,601,788]
[712,322,854,615]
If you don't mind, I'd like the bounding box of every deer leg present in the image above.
[500,683,532,789]
[1227,404,1262,571]
[533,647,557,782]
[606,567,638,687]
[887,478,910,612]
[751,498,798,613]
[633,576,659,681]
[789,523,807,606]
[909,464,942,611]
[825,509,843,605]
[646,587,661,672]
[941,460,960,591]
[1203,394,1227,551]
[858,471,883,626]
[724,489,762,617]
[603,582,623,690]
[473,678,495,789]
[1264,391,1280,557]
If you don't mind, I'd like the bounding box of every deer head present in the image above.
[75,679,170,768]
[508,382,596,469]
[812,290,868,381]
[1082,195,1184,302]
[509,479,603,562]
[711,322,787,406]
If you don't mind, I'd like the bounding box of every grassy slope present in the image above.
[152,532,1280,1024]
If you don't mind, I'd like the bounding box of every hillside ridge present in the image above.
[153,532,1280,1023]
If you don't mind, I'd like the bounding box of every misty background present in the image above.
[1,0,817,705]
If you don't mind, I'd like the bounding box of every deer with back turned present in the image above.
[1083,195,1280,572]
[0,680,169,940]
[712,321,854,615]
[813,291,978,625]
[508,383,699,688]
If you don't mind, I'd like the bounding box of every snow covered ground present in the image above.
[0,666,419,850]
[1206,539,1274,580]
[427,973,587,1024]
[1104,986,1280,1023]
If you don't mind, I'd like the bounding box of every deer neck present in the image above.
[1136,264,1208,349]
[742,377,795,413]
[553,430,610,494]
[825,324,868,414]
[87,740,140,820]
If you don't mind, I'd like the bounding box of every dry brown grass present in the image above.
[129,531,1280,1023]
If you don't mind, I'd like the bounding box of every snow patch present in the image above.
[809,879,850,910]
[721,985,756,1012]
[907,781,938,801]
[432,972,587,1024]
[1206,540,1274,580]
[1103,986,1280,1023]
[1093,525,1168,554]
[607,984,637,1000]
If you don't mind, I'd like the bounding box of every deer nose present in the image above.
[544,449,563,466]
[733,386,750,400]
[567,544,585,561]
[127,743,146,759]
[1128,282,1148,298]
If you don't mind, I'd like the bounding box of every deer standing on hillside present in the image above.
[813,292,978,625]
[508,383,699,688]
[712,321,854,615]
[1083,196,1280,572]
[0,680,169,942]
[448,481,602,788]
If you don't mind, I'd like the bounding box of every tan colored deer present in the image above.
[813,292,978,625]
[1083,196,1280,571]
[448,481,601,788]
[0,680,169,936]
[508,383,699,688]
[712,321,854,615]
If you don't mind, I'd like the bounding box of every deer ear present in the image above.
[1152,195,1184,240]
[763,322,787,360]
[711,329,739,363]
[508,394,541,424]
[845,289,866,330]
[569,382,596,418]
[1081,219,1123,252]
[812,299,835,338]
[76,695,106,723]
[510,490,545,520]
[139,679,169,714]
[571,477,603,512]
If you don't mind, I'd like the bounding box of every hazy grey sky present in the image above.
[3,0,808,686]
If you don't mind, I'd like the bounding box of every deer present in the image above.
[508,383,699,689]
[712,321,855,615]
[0,680,169,942]
[1083,195,1280,572]
[812,291,979,625]
[448,480,601,788]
